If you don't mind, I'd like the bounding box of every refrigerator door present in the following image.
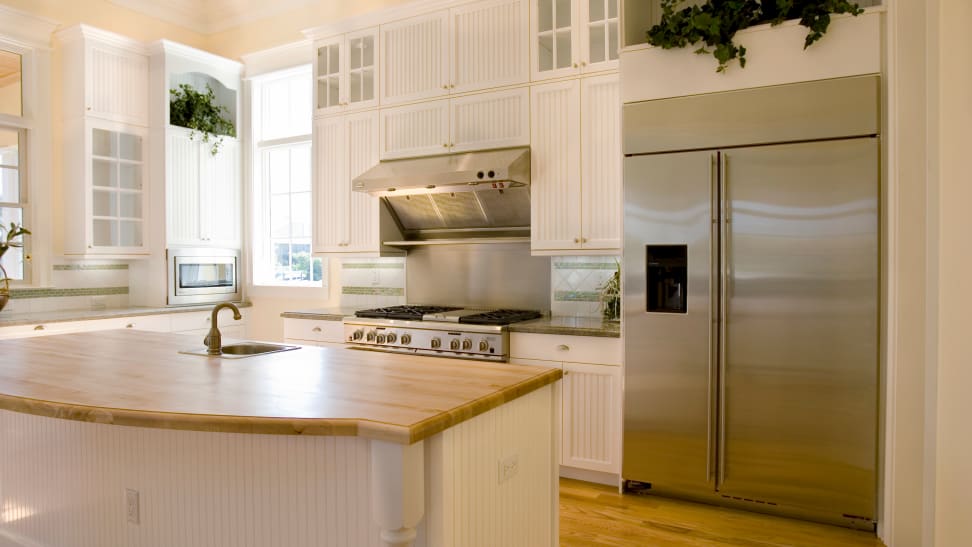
[718,138,879,519]
[623,151,717,495]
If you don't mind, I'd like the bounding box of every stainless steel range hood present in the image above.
[352,147,531,245]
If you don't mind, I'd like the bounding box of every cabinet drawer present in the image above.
[120,315,172,332]
[283,318,345,344]
[170,309,248,333]
[510,332,621,365]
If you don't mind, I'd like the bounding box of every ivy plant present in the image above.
[647,0,865,72]
[169,83,236,156]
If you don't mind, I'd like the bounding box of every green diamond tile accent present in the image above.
[8,286,129,299]
[341,286,405,296]
[342,263,405,269]
[554,290,601,302]
[553,262,618,270]
[52,264,129,271]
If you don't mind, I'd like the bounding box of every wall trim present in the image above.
[0,5,58,50]
[240,40,312,78]
[302,0,465,40]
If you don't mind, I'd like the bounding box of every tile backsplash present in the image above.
[3,261,130,313]
[551,256,621,318]
[338,257,407,309]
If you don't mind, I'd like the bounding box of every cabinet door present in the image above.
[531,80,582,252]
[87,42,149,126]
[450,0,529,93]
[345,28,379,111]
[378,99,450,160]
[89,123,148,254]
[345,111,381,252]
[562,362,622,473]
[380,11,451,106]
[166,130,202,245]
[450,87,529,153]
[532,0,580,81]
[580,74,621,251]
[201,139,241,248]
[579,0,620,73]
[315,36,345,115]
[313,116,349,253]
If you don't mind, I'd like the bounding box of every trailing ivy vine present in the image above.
[647,0,865,72]
[169,83,236,156]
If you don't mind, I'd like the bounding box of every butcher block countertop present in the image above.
[0,330,561,445]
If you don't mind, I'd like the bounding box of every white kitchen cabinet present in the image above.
[510,332,622,482]
[0,310,249,340]
[313,111,385,254]
[63,119,150,257]
[56,25,149,127]
[380,12,450,106]
[166,127,241,248]
[314,27,379,116]
[380,87,529,159]
[532,0,620,81]
[283,318,346,346]
[531,74,620,254]
[450,0,529,93]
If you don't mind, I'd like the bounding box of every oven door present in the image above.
[168,249,241,305]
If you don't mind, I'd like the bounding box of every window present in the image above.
[251,65,324,287]
[0,48,26,282]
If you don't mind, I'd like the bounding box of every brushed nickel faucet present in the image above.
[204,302,242,355]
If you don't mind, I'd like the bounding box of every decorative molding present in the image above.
[53,24,148,54]
[109,0,317,35]
[240,40,312,78]
[148,39,242,74]
[0,4,59,50]
[302,0,461,41]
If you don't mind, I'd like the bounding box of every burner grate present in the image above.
[355,305,461,321]
[459,309,543,326]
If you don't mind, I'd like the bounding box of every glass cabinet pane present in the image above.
[90,127,144,248]
[92,129,115,157]
[92,159,116,187]
[538,0,553,32]
[119,133,141,161]
[93,189,116,217]
[588,0,620,65]
[556,0,571,28]
[556,30,572,69]
[119,193,141,218]
[119,221,142,247]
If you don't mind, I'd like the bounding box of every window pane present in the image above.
[289,78,312,135]
[0,50,22,117]
[291,191,311,238]
[267,147,291,195]
[0,167,18,204]
[291,144,311,192]
[270,193,291,239]
[0,206,23,280]
[0,128,18,167]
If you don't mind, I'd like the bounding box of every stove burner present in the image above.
[459,309,543,326]
[355,305,461,321]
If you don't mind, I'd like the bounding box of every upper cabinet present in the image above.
[378,0,529,107]
[315,28,379,116]
[532,0,619,81]
[56,25,149,127]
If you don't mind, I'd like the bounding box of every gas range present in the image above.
[343,306,543,362]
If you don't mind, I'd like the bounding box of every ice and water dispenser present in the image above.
[645,245,687,313]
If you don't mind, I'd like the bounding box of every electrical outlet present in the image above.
[125,489,139,524]
[498,454,519,484]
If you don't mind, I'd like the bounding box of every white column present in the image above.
[370,440,425,547]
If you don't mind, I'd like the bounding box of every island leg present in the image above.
[370,440,425,547]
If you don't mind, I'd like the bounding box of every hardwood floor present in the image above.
[560,479,885,547]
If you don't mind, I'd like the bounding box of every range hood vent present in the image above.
[353,147,531,243]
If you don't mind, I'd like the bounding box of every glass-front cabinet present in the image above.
[533,0,619,80]
[314,28,378,116]
[89,125,146,251]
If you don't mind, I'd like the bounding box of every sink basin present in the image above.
[180,342,301,359]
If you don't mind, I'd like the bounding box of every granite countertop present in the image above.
[0,330,561,444]
[508,316,621,338]
[280,308,359,321]
[0,302,253,328]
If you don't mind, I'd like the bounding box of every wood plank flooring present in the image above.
[560,479,885,547]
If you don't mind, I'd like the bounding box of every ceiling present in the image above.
[108,0,318,35]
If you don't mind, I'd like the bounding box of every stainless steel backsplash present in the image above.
[405,243,550,311]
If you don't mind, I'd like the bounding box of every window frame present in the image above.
[249,64,325,289]
[0,46,30,285]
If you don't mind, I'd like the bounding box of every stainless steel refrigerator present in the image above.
[622,75,880,529]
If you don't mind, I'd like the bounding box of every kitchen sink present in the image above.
[180,342,301,359]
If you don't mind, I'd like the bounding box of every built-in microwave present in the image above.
[167,248,242,306]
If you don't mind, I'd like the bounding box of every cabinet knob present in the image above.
[34,325,45,331]
[442,85,449,90]
[557,344,570,351]
[581,237,588,243]
[443,144,449,148]
[573,63,579,68]
[312,327,322,333]
[574,238,580,244]
[126,323,134,328]
[581,61,587,67]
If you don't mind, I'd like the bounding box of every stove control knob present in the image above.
[462,338,472,350]
[450,338,461,350]
[400,333,412,345]
[366,331,376,342]
[479,339,489,352]
[431,337,441,349]
[386,333,397,344]
[376,334,386,344]
[352,329,364,341]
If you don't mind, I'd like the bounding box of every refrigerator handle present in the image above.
[718,153,730,486]
[707,152,719,485]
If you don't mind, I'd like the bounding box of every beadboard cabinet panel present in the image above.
[346,111,381,253]
[450,0,529,94]
[314,116,350,253]
[380,11,451,106]
[450,87,529,153]
[530,80,582,251]
[580,74,621,250]
[379,99,450,160]
[202,139,241,248]
[561,362,622,474]
[88,43,149,126]
[165,130,202,246]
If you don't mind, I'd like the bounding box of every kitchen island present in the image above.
[0,330,561,547]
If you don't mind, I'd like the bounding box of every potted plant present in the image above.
[0,221,30,312]
[169,83,236,156]
[599,260,621,322]
[647,0,865,72]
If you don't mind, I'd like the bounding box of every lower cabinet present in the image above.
[510,332,622,483]
[283,318,346,348]
[0,309,249,340]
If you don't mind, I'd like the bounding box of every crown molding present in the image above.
[302,0,456,40]
[240,40,312,78]
[148,39,242,74]
[53,24,148,54]
[0,4,59,50]
[108,0,316,35]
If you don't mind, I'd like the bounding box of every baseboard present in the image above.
[559,465,620,487]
